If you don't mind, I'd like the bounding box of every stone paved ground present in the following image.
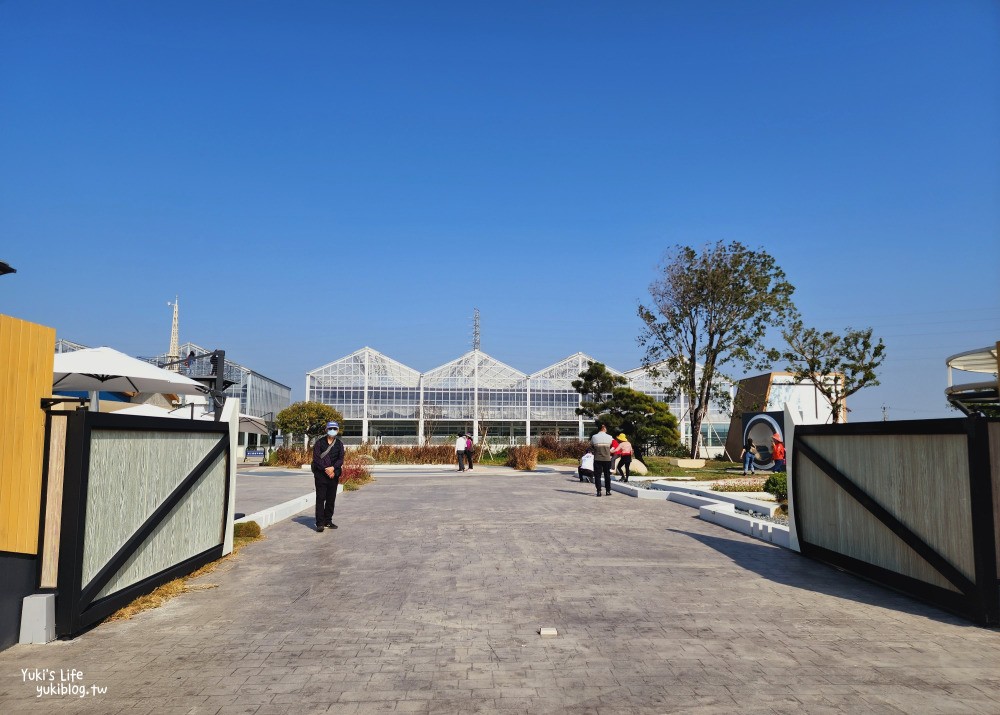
[235,467,314,517]
[2,465,1000,714]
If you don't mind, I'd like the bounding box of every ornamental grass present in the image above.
[711,477,767,493]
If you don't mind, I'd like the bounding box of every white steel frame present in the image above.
[306,348,732,450]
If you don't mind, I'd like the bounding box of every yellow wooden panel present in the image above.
[0,314,55,554]
[40,415,67,587]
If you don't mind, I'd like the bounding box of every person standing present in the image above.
[740,437,758,476]
[771,433,786,472]
[311,420,344,533]
[613,433,633,482]
[455,432,468,472]
[591,424,614,496]
[464,434,475,471]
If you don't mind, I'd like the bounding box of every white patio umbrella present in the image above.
[53,346,207,410]
[112,403,270,435]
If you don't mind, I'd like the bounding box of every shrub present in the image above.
[536,448,558,462]
[506,446,538,471]
[763,473,788,502]
[340,451,374,491]
[269,445,312,467]
[534,437,590,461]
[233,521,262,538]
[364,444,458,464]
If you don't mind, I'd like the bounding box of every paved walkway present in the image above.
[235,467,315,517]
[3,466,1000,714]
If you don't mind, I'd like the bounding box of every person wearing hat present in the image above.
[311,420,345,532]
[613,433,633,482]
[771,433,786,472]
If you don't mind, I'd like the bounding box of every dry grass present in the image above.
[711,477,767,493]
[104,527,264,623]
[506,446,538,471]
[355,443,473,465]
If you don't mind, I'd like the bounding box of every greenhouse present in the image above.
[306,347,732,455]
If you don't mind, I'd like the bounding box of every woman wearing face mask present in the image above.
[311,420,345,532]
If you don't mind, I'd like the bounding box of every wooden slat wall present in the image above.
[0,314,56,555]
[797,433,974,591]
[39,415,67,587]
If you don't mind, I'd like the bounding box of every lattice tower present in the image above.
[167,296,180,371]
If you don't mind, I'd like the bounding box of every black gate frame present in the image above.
[792,416,999,625]
[52,410,232,637]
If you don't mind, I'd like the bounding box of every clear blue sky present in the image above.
[2,1,998,421]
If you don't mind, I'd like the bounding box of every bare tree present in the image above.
[638,241,796,458]
[782,321,886,422]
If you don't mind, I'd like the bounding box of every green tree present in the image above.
[275,401,344,443]
[782,321,886,423]
[571,360,626,417]
[572,362,681,458]
[638,241,796,458]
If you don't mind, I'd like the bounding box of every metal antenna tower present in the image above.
[167,296,180,372]
[473,307,481,351]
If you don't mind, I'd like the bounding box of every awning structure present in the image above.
[945,343,999,415]
[947,345,999,374]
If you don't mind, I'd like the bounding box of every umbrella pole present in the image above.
[89,391,100,412]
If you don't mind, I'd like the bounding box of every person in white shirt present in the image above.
[578,448,595,483]
[455,433,468,472]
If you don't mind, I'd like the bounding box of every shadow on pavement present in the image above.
[292,515,321,531]
[553,489,597,497]
[669,528,975,627]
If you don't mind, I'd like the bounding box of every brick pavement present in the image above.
[2,465,1000,714]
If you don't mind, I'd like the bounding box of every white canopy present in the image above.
[53,346,207,396]
[946,345,999,375]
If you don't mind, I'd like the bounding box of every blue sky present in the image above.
[2,1,998,421]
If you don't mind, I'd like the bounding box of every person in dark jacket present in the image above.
[591,424,614,496]
[311,420,345,532]
[464,434,474,471]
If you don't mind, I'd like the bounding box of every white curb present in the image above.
[235,484,343,529]
[608,480,790,549]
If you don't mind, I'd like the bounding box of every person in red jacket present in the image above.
[771,433,786,472]
[613,433,634,482]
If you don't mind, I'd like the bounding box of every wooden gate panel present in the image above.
[54,411,232,637]
[792,418,998,625]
